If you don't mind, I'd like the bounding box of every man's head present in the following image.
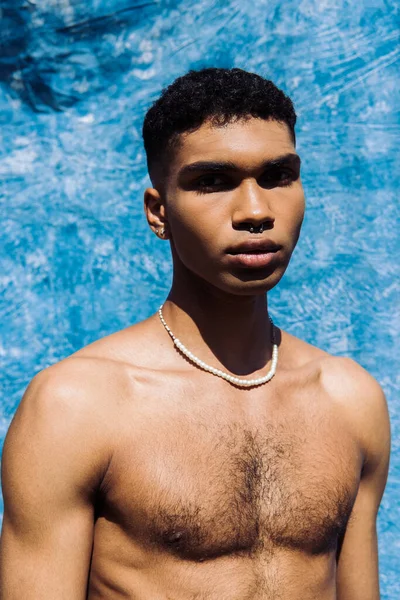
[143,68,305,296]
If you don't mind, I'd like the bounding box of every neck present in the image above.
[162,274,275,376]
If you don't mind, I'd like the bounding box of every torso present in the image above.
[73,320,364,599]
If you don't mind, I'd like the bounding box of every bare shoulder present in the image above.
[22,353,130,420]
[4,355,126,493]
[319,354,391,477]
[319,354,389,421]
[281,328,388,417]
[13,315,166,439]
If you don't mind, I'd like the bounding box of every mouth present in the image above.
[226,239,281,254]
[225,240,282,269]
[226,251,280,269]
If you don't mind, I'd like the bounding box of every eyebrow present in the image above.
[178,153,301,178]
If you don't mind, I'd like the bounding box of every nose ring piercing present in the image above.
[250,224,264,234]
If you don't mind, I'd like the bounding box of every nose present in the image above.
[231,179,275,231]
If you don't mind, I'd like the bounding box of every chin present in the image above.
[217,268,286,296]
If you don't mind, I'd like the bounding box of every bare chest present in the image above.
[100,392,362,562]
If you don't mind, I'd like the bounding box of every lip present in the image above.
[226,239,281,255]
[226,251,280,269]
[225,239,281,269]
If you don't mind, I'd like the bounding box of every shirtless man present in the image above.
[0,68,391,599]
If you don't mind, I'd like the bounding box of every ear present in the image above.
[144,187,169,239]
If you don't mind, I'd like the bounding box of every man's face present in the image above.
[162,117,305,295]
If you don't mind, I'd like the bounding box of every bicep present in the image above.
[336,480,380,600]
[0,368,109,599]
[0,502,94,599]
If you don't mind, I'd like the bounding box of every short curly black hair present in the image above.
[142,67,296,185]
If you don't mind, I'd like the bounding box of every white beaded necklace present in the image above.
[158,305,278,388]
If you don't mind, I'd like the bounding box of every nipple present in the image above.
[164,529,184,546]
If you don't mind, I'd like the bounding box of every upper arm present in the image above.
[0,362,112,599]
[332,360,391,600]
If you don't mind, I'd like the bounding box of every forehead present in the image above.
[170,118,295,173]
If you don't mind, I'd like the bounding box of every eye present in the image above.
[277,169,294,184]
[195,174,230,192]
[261,168,297,188]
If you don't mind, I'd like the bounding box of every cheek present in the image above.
[281,191,305,230]
[168,197,220,249]
[291,198,305,229]
[290,199,305,247]
[272,193,305,253]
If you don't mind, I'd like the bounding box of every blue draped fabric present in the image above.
[0,1,399,595]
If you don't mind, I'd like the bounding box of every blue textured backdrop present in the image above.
[0,1,399,596]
